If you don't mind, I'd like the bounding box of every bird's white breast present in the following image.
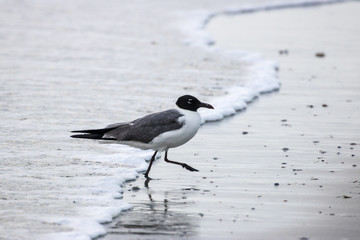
[150,108,201,151]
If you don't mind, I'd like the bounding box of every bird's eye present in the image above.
[187,99,194,104]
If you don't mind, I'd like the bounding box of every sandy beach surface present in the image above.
[103,2,360,240]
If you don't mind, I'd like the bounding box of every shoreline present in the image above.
[103,2,360,239]
[0,0,359,239]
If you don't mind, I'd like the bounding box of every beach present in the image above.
[0,0,359,239]
[104,2,360,240]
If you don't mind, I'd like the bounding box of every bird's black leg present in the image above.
[144,151,158,179]
[164,150,199,172]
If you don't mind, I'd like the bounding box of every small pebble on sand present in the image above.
[282,147,289,152]
[316,52,325,57]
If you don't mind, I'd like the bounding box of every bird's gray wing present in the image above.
[105,122,131,129]
[104,109,184,143]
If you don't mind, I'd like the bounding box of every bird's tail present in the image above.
[70,127,117,140]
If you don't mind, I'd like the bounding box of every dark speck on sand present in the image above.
[315,52,326,58]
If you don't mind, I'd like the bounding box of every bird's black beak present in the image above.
[199,102,214,109]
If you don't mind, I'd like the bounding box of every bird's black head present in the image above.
[176,95,214,112]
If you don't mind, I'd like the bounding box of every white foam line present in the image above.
[182,0,350,47]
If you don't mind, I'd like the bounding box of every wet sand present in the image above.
[102,2,360,240]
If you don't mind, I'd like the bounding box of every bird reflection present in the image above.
[106,181,200,238]
[144,178,151,188]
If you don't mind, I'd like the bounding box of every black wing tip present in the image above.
[70,134,82,138]
[70,129,96,133]
[70,126,119,140]
[70,133,101,139]
[70,127,118,134]
[70,130,82,134]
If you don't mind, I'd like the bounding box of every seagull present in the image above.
[71,95,214,179]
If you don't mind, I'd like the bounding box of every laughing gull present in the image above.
[71,95,214,179]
